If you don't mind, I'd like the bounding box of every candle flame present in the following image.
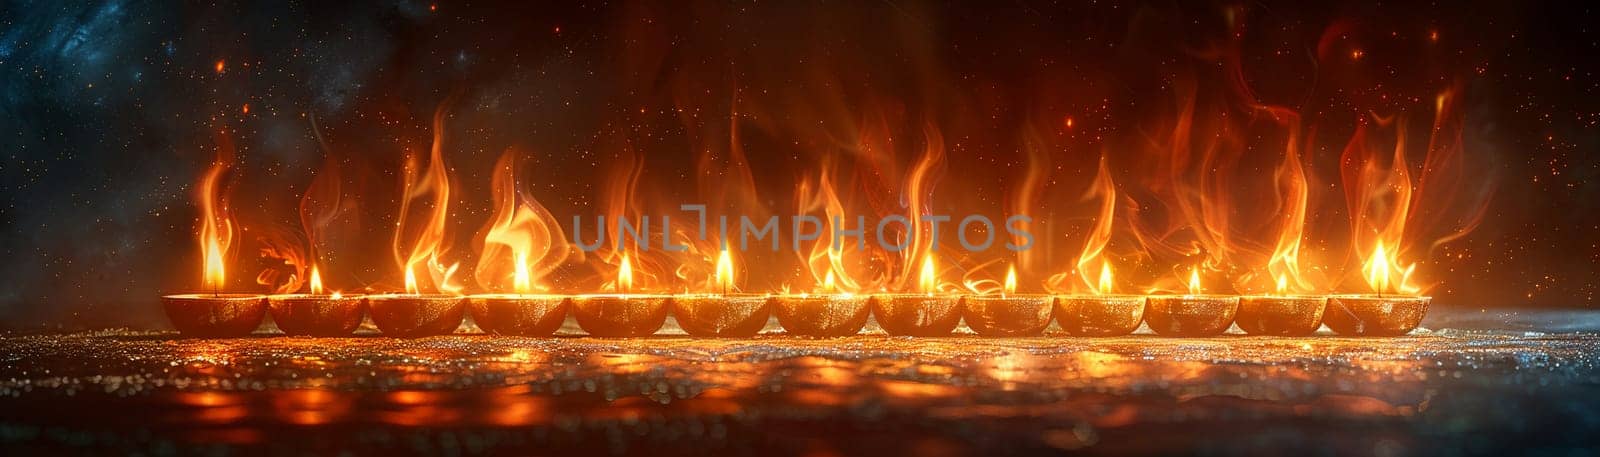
[404,266,419,295]
[392,104,463,295]
[715,248,735,293]
[823,270,836,293]
[1072,154,1117,295]
[1275,274,1288,295]
[1003,264,1017,295]
[203,236,226,291]
[919,253,938,295]
[1097,263,1114,295]
[309,266,324,295]
[195,138,235,292]
[513,252,532,294]
[477,149,567,294]
[617,253,634,293]
[1187,267,1202,295]
[1362,242,1418,294]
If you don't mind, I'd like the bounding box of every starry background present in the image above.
[0,0,1595,330]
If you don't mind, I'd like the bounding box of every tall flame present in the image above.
[476,150,568,294]
[1097,263,1114,295]
[1339,88,1483,296]
[797,163,881,294]
[1187,267,1202,295]
[617,253,634,293]
[1075,154,1118,294]
[404,267,419,295]
[1261,106,1314,294]
[513,252,532,294]
[715,248,735,294]
[309,266,324,295]
[392,105,462,295]
[196,140,235,292]
[918,252,938,295]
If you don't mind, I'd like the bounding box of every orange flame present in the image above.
[309,266,324,295]
[715,248,735,294]
[195,138,236,292]
[1362,242,1418,295]
[1075,155,1118,294]
[918,252,938,296]
[392,105,462,295]
[476,150,568,294]
[1003,264,1017,296]
[1097,263,1114,295]
[1187,267,1202,295]
[1260,106,1315,294]
[797,163,883,294]
[617,253,634,293]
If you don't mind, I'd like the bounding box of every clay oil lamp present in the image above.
[962,264,1053,337]
[161,162,266,338]
[672,249,771,337]
[570,253,671,337]
[1236,274,1326,336]
[1325,244,1430,336]
[1145,267,1239,337]
[1054,263,1146,336]
[367,266,466,338]
[162,249,267,338]
[267,266,366,336]
[773,271,871,337]
[870,253,963,337]
[468,253,568,337]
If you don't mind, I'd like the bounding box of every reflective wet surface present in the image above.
[0,309,1597,455]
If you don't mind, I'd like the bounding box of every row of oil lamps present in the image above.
[160,290,1427,338]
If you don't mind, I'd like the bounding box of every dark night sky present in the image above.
[0,0,1597,330]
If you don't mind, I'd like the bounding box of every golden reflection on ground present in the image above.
[0,325,1590,454]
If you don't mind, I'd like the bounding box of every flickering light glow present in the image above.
[1097,263,1114,295]
[404,266,419,295]
[715,248,735,294]
[1362,242,1419,295]
[309,266,324,295]
[1003,264,1017,296]
[1188,267,1202,295]
[513,252,532,294]
[617,253,634,293]
[1276,274,1288,295]
[196,154,233,293]
[919,253,938,295]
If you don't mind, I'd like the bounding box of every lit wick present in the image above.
[962,262,1053,337]
[1144,265,1239,337]
[871,250,963,336]
[1325,242,1430,336]
[1056,261,1145,336]
[672,247,769,337]
[1236,272,1326,336]
[269,264,365,337]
